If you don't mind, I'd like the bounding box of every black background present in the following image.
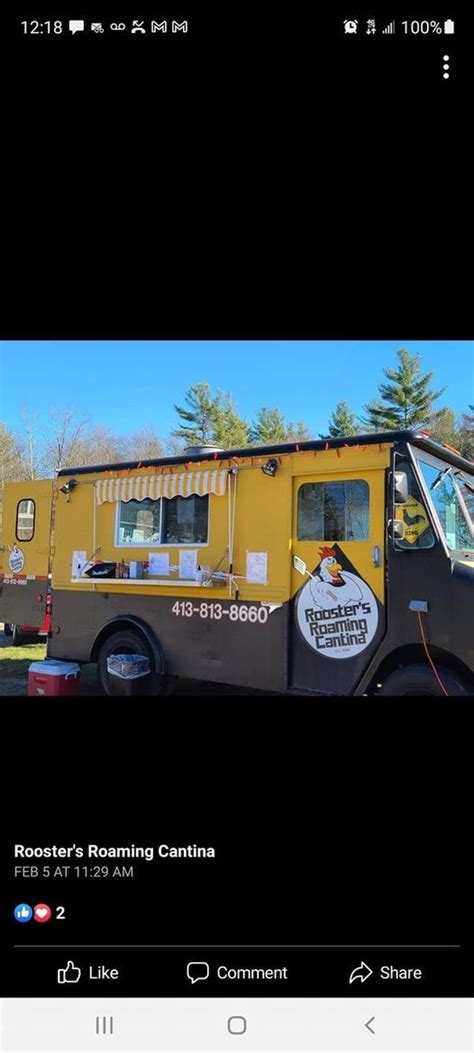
[3,700,472,994]
[1,0,473,1001]
[2,3,471,336]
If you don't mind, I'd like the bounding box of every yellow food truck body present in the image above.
[1,431,473,695]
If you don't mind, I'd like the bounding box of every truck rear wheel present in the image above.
[11,625,27,646]
[378,663,472,697]
[98,628,174,697]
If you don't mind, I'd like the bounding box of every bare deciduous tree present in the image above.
[16,407,43,479]
[120,425,165,463]
[43,404,90,474]
[70,425,123,467]
[0,422,23,484]
[165,434,188,457]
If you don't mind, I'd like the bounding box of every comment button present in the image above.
[186,961,210,984]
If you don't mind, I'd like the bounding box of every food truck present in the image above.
[1,430,473,696]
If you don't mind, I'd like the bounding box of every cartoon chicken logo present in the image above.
[296,545,379,659]
[309,547,364,609]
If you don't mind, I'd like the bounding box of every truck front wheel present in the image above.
[378,662,472,697]
[98,628,174,697]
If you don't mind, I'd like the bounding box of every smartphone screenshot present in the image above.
[1,5,472,1052]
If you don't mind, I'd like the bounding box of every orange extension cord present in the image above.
[416,610,449,696]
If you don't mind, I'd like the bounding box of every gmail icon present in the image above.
[151,20,167,32]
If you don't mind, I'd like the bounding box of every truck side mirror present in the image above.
[389,518,406,540]
[394,471,408,504]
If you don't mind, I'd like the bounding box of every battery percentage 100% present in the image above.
[402,20,443,33]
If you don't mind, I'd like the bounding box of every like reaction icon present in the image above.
[33,903,52,923]
[14,903,33,923]
[57,961,81,984]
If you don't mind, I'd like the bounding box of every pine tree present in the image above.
[249,408,288,444]
[457,405,474,460]
[358,399,386,432]
[286,420,313,442]
[359,349,446,431]
[426,407,458,449]
[173,383,219,445]
[173,383,248,448]
[213,392,249,449]
[322,401,358,438]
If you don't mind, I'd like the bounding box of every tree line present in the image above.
[1,350,473,497]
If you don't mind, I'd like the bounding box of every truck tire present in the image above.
[98,628,174,697]
[11,625,26,646]
[378,663,472,697]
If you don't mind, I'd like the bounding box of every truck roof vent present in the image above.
[183,445,224,455]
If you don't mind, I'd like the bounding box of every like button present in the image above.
[57,961,82,984]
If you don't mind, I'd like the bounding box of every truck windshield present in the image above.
[417,457,474,555]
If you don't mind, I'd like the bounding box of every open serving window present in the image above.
[73,468,228,585]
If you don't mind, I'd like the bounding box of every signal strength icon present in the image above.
[382,21,395,33]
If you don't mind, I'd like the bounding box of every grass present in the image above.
[1,642,46,664]
[0,637,103,696]
[0,643,47,695]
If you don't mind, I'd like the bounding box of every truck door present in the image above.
[0,480,53,628]
[290,468,387,694]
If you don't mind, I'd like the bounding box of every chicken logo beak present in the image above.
[329,563,343,576]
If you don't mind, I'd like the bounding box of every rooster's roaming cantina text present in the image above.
[14,844,216,860]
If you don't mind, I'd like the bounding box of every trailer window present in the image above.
[117,498,161,544]
[297,480,369,541]
[162,494,209,545]
[16,499,35,542]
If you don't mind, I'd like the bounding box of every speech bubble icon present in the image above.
[186,961,210,984]
[69,19,85,34]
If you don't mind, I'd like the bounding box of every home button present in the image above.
[228,1016,247,1035]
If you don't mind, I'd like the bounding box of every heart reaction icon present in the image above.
[33,903,52,923]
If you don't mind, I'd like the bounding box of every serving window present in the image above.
[162,494,209,544]
[117,498,161,544]
[116,494,209,546]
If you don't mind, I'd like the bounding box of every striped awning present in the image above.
[96,469,228,506]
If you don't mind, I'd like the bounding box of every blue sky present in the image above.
[1,341,472,436]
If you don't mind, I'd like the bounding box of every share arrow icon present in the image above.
[349,960,373,984]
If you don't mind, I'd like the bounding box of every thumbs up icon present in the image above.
[14,903,33,922]
[57,961,82,984]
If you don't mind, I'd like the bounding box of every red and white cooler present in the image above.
[28,660,81,697]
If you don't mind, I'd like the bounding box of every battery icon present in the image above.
[443,19,455,33]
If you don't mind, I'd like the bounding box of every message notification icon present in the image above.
[14,903,33,923]
[187,961,210,984]
[69,20,84,34]
[33,903,52,923]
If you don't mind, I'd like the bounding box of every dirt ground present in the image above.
[0,625,262,696]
